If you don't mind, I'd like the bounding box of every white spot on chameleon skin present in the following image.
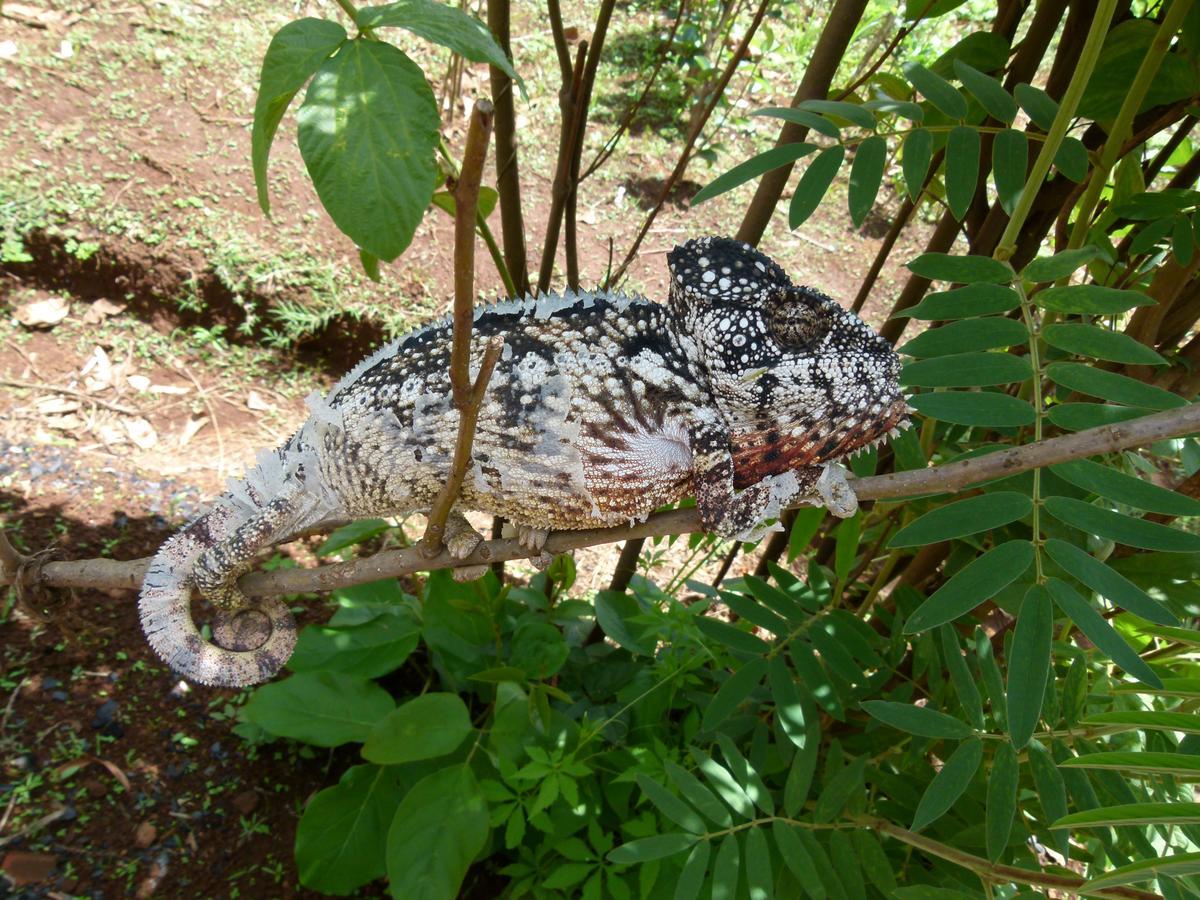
[702,270,716,283]
[699,256,710,267]
[719,277,731,290]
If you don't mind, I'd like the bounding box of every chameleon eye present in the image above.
[768,290,829,350]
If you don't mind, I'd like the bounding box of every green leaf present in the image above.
[901,352,1032,387]
[752,106,840,137]
[1083,852,1200,892]
[812,757,867,823]
[889,492,1031,547]
[986,742,1018,862]
[769,655,816,749]
[296,764,402,894]
[1052,802,1200,829]
[385,765,487,900]
[909,391,1036,427]
[715,733,774,815]
[1024,246,1103,283]
[797,99,876,130]
[787,506,826,563]
[696,615,771,656]
[1044,538,1179,625]
[861,700,974,739]
[290,608,421,680]
[357,0,519,85]
[901,128,933,201]
[1113,678,1200,698]
[430,185,499,220]
[703,658,768,731]
[1078,18,1197,120]
[674,841,712,900]
[834,514,862,585]
[789,146,845,229]
[863,97,925,121]
[1035,285,1155,315]
[1041,323,1167,365]
[1006,585,1052,749]
[744,826,773,900]
[906,253,1012,284]
[1043,497,1200,553]
[904,62,967,119]
[252,18,348,215]
[904,540,1034,632]
[1045,362,1186,410]
[900,317,1028,357]
[853,830,897,895]
[1054,136,1088,183]
[711,834,741,900]
[1014,83,1057,130]
[772,823,818,889]
[900,284,1021,320]
[609,832,697,864]
[509,620,569,679]
[637,775,705,835]
[992,128,1028,215]
[954,60,1016,123]
[975,626,1007,726]
[1046,403,1153,432]
[665,761,732,828]
[316,518,391,555]
[595,590,657,655]
[692,142,818,206]
[912,737,983,831]
[939,625,985,729]
[1082,711,1200,735]
[297,39,440,262]
[362,693,472,764]
[945,126,980,220]
[848,135,886,227]
[1045,578,1163,687]
[1027,740,1069,856]
[1058,751,1200,778]
[691,749,755,819]
[241,672,394,746]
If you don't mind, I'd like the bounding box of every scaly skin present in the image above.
[139,237,907,686]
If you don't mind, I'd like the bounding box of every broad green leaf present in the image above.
[1059,751,1200,778]
[787,506,827,563]
[828,830,862,898]
[1134,623,1200,647]
[909,391,1036,427]
[252,18,348,215]
[385,765,487,900]
[695,616,770,656]
[711,834,741,900]
[1043,497,1200,553]
[912,737,983,830]
[430,185,499,220]
[900,317,1028,357]
[1082,711,1200,735]
[954,60,1016,122]
[835,514,862,586]
[860,700,973,739]
[357,0,519,84]
[901,128,933,200]
[1025,246,1103,282]
[796,831,847,900]
[297,39,439,262]
[1006,585,1051,749]
[862,97,925,120]
[813,757,867,823]
[1054,136,1088,183]
[945,126,980,220]
[1035,285,1155,315]
[752,106,840,137]
[716,733,774,815]
[362,693,472,764]
[904,540,1034,632]
[596,590,657,655]
[769,655,816,749]
[1044,538,1179,625]
[744,826,773,900]
[976,626,1007,725]
[1078,18,1197,121]
[296,764,402,894]
[849,135,887,227]
[746,572,814,620]
[665,761,732,828]
[608,833,695,864]
[784,726,820,817]
[905,0,968,18]
[1047,403,1154,431]
[1083,852,1200,891]
[1045,362,1186,410]
[1063,655,1086,727]
[1014,83,1057,130]
[853,830,897,895]
[889,492,1031,547]
[901,352,1032,387]
[675,841,712,900]
[789,641,845,720]
[790,146,845,229]
[772,823,819,890]
[899,284,1021,320]
[1113,678,1200,698]
[241,672,394,746]
[692,142,818,206]
[931,31,1009,80]
[1046,578,1163,687]
[703,658,769,731]
[1027,740,1069,856]
[317,518,391,555]
[939,625,985,729]
[1052,803,1200,829]
[1042,323,1167,365]
[904,62,968,119]
[992,128,1027,215]
[798,99,877,130]
[289,604,421,679]
[986,742,1018,861]
[691,748,755,819]
[906,253,1012,284]
[719,588,789,635]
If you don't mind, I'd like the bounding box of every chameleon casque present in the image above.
[139,237,908,687]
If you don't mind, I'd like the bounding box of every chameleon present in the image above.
[139,237,908,687]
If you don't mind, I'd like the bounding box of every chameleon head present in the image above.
[667,237,908,476]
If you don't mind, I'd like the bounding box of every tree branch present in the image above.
[11,404,1200,596]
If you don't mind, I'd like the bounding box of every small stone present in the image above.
[83,778,107,798]
[42,677,61,690]
[2,850,57,884]
[123,417,158,450]
[231,790,259,815]
[51,691,68,702]
[127,374,151,392]
[209,742,226,761]
[92,699,119,728]
[134,821,157,848]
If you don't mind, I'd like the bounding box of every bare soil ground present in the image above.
[0,0,932,895]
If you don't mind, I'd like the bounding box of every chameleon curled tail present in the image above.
[139,501,297,687]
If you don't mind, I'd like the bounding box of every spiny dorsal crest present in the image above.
[668,236,790,308]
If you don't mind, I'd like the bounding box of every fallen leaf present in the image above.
[149,384,189,395]
[245,390,272,411]
[232,789,259,815]
[14,295,69,329]
[35,395,80,416]
[52,39,72,60]
[2,851,56,885]
[96,421,127,445]
[0,41,18,61]
[82,298,125,325]
[177,416,208,447]
[93,757,132,792]
[126,374,151,392]
[81,347,113,393]
[123,417,158,449]
[134,821,157,848]
[43,414,82,431]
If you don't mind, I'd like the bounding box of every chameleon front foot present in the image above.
[814,463,858,518]
[445,510,489,582]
